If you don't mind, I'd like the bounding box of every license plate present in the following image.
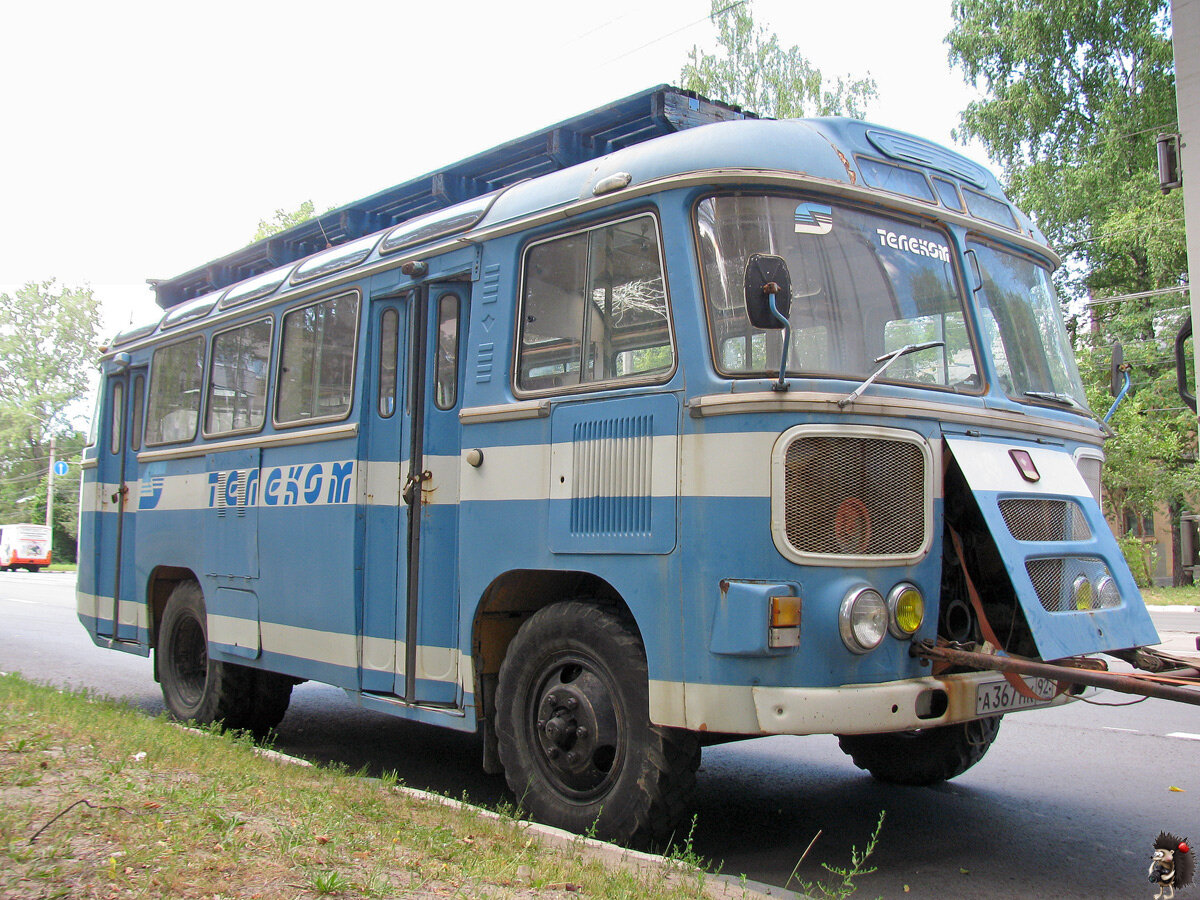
[974,676,1056,716]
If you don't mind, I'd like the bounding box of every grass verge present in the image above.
[1141,585,1200,606]
[0,674,746,900]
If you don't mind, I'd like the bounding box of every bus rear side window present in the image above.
[276,292,359,426]
[145,336,205,445]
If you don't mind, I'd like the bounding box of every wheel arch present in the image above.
[147,566,200,675]
[470,568,640,771]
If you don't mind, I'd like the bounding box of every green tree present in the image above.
[947,0,1196,582]
[250,200,318,243]
[0,280,101,560]
[680,0,876,119]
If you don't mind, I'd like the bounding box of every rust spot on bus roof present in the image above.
[835,147,857,184]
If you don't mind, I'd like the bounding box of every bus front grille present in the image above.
[781,435,927,559]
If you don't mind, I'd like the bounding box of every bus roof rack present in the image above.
[152,86,756,310]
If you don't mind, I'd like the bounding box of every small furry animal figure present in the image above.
[1150,832,1194,899]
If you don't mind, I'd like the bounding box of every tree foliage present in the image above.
[680,0,876,119]
[0,281,101,559]
[250,200,318,243]
[948,0,1195,581]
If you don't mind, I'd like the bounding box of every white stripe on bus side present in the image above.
[79,431,785,517]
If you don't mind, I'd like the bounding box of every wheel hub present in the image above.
[532,665,621,795]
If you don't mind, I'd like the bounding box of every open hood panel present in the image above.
[946,436,1159,660]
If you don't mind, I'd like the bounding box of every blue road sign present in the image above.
[53,461,69,477]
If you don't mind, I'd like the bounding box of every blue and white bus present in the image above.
[78,87,1159,845]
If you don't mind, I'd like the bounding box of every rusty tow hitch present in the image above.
[911,640,1200,708]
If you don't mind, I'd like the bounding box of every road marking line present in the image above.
[1167,732,1200,741]
[3,598,37,604]
[1102,727,1139,734]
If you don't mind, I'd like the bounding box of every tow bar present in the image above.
[912,640,1200,707]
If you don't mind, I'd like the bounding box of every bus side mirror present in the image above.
[743,254,792,329]
[1109,342,1125,397]
[1176,315,1195,413]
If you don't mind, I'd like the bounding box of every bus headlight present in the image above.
[1072,574,1094,610]
[839,587,888,654]
[887,583,924,638]
[1095,575,1121,609]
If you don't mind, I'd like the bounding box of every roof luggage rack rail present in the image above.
[153,86,755,310]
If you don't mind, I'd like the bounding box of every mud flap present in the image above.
[946,437,1159,659]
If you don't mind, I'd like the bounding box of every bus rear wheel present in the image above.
[494,601,699,848]
[836,716,1002,786]
[158,580,292,736]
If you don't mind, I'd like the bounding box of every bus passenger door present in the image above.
[361,297,410,694]
[405,284,467,705]
[96,365,145,644]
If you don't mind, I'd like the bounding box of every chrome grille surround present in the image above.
[771,425,935,566]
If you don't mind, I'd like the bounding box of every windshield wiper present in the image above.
[1023,390,1085,410]
[838,341,945,408]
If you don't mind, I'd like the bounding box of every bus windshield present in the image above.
[968,240,1090,412]
[697,195,979,390]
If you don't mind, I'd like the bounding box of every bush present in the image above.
[1117,532,1157,587]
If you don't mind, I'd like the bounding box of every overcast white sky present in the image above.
[0,0,986,335]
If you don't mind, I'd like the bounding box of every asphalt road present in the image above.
[3,571,1198,899]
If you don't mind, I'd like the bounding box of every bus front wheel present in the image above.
[158,580,292,736]
[494,601,700,847]
[836,716,1002,785]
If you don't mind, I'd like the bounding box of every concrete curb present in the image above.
[390,785,805,899]
[194,727,805,900]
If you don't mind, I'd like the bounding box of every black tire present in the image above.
[494,601,700,847]
[158,581,292,736]
[837,716,1002,786]
[25,565,40,573]
[244,671,295,734]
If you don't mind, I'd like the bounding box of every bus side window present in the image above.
[130,374,144,452]
[517,214,672,393]
[378,308,399,418]
[110,381,124,455]
[435,294,459,410]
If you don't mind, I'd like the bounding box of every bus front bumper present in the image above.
[650,670,1080,736]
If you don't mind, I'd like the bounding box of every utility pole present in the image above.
[1173,0,1200,389]
[46,435,56,531]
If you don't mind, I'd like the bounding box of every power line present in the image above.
[1063,217,1187,250]
[0,470,48,486]
[1114,122,1179,140]
[1086,287,1190,307]
[603,1,747,66]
